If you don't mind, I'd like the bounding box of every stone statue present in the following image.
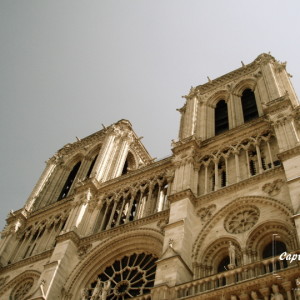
[81,288,89,300]
[270,284,284,300]
[228,241,236,266]
[101,280,111,300]
[251,291,262,300]
[295,278,300,300]
[91,278,102,300]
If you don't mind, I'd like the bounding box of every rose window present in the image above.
[86,253,157,299]
[11,278,34,300]
[224,206,259,234]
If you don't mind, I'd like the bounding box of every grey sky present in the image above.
[1,1,300,230]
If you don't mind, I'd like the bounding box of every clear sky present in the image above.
[1,0,300,230]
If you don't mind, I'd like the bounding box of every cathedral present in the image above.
[0,53,300,300]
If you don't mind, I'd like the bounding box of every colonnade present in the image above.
[197,133,279,195]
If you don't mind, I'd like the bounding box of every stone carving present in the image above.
[0,276,9,287]
[157,218,168,232]
[87,253,157,298]
[78,244,92,258]
[197,204,216,222]
[91,278,102,300]
[228,241,236,267]
[101,280,111,300]
[296,278,300,300]
[12,278,34,300]
[80,288,89,300]
[251,291,262,300]
[89,279,111,300]
[270,284,284,300]
[224,206,259,234]
[262,179,284,196]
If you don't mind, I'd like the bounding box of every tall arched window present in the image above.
[57,161,81,201]
[217,256,230,286]
[215,100,229,135]
[121,152,136,175]
[241,89,258,122]
[86,155,98,178]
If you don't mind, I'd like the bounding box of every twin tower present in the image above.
[1,53,300,300]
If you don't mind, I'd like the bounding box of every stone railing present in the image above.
[175,253,299,299]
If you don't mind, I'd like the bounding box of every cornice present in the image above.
[263,94,292,114]
[50,119,152,165]
[28,196,74,222]
[56,230,81,246]
[80,210,169,245]
[199,117,271,153]
[192,53,275,95]
[168,189,197,205]
[4,209,28,225]
[277,145,300,161]
[0,250,52,273]
[55,128,106,158]
[172,137,201,153]
[96,157,172,194]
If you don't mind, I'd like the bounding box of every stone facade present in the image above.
[0,53,300,300]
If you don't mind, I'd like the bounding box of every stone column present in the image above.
[234,151,240,182]
[282,281,293,300]
[255,144,263,173]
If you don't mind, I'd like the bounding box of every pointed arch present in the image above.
[215,100,229,135]
[64,229,163,298]
[0,270,41,299]
[192,196,294,262]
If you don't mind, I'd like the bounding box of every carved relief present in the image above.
[157,218,168,232]
[85,253,157,299]
[11,278,34,300]
[0,276,9,287]
[262,179,284,196]
[78,244,92,258]
[224,206,259,234]
[197,204,216,222]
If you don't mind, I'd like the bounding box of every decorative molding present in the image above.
[197,204,216,222]
[192,195,294,260]
[77,244,92,258]
[0,270,41,299]
[168,189,197,205]
[0,276,9,287]
[262,179,284,196]
[190,53,275,95]
[80,210,169,245]
[194,166,284,206]
[56,230,81,246]
[224,205,260,234]
[0,250,52,273]
[65,228,164,296]
[277,145,300,161]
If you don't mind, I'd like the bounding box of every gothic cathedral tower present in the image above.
[1,54,300,300]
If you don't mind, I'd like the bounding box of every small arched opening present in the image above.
[241,89,259,122]
[215,100,229,135]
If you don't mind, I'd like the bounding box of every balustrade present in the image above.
[176,253,299,299]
